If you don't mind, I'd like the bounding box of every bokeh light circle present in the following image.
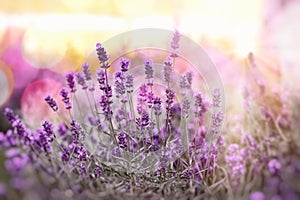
[0,61,14,107]
[21,78,63,127]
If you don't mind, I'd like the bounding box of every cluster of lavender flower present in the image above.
[222,53,300,200]
[0,30,225,199]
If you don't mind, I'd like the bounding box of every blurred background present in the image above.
[0,0,300,131]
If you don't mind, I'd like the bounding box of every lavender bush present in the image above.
[0,29,299,200]
[0,30,226,199]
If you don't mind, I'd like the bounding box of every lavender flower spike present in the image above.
[44,95,58,112]
[125,74,134,93]
[171,29,181,58]
[82,62,92,81]
[153,97,162,116]
[96,43,110,68]
[120,57,130,72]
[70,120,85,144]
[4,108,18,124]
[42,120,56,142]
[164,57,173,84]
[114,71,126,101]
[212,111,224,127]
[94,167,102,178]
[66,72,76,93]
[59,88,72,110]
[212,88,221,108]
[144,58,154,80]
[181,98,191,119]
[76,72,88,90]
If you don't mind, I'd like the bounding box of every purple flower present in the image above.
[94,167,102,178]
[97,69,106,90]
[137,84,148,115]
[5,149,20,158]
[82,62,92,81]
[147,91,154,108]
[112,147,123,157]
[88,116,103,131]
[141,112,150,127]
[144,58,154,79]
[179,71,193,89]
[4,153,29,174]
[0,36,229,198]
[57,123,67,137]
[38,130,51,153]
[117,133,127,148]
[87,116,96,126]
[136,113,150,130]
[185,71,193,85]
[105,84,113,97]
[14,120,26,140]
[66,72,76,93]
[191,127,206,150]
[242,134,258,149]
[225,144,246,188]
[170,29,181,57]
[183,168,193,180]
[268,159,281,174]
[42,120,56,141]
[116,108,126,120]
[75,145,88,161]
[128,139,138,153]
[179,75,188,89]
[160,150,171,168]
[5,130,18,147]
[61,146,70,163]
[125,74,134,93]
[99,94,113,120]
[153,97,162,116]
[89,83,95,92]
[249,191,265,200]
[163,57,173,83]
[114,71,127,102]
[194,93,204,117]
[4,108,18,125]
[212,111,224,127]
[181,98,190,118]
[44,95,58,112]
[59,88,72,110]
[79,162,87,175]
[97,71,113,119]
[70,120,85,144]
[120,57,130,72]
[165,89,175,110]
[212,88,221,108]
[76,72,88,90]
[96,43,109,68]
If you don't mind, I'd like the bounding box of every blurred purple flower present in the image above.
[249,191,265,200]
[76,72,88,90]
[268,159,281,174]
[82,62,92,81]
